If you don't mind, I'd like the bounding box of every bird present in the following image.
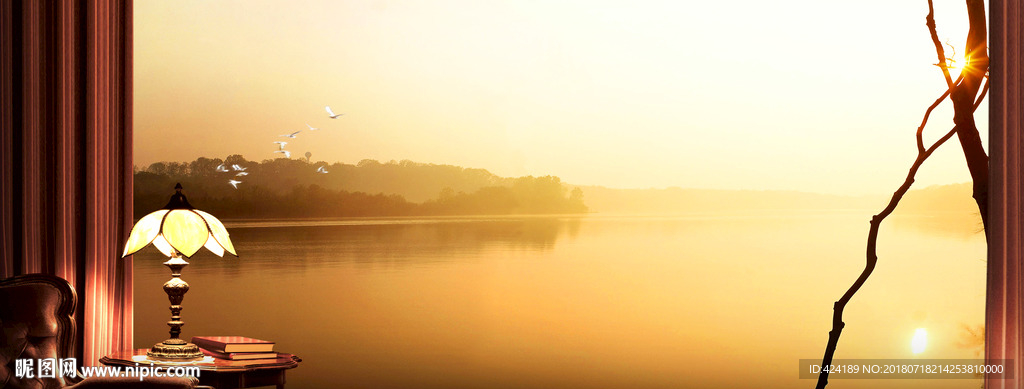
[306,123,320,131]
[231,164,246,171]
[235,172,248,177]
[228,179,242,189]
[273,141,288,150]
[316,165,329,174]
[325,106,344,119]
[215,164,229,172]
[274,150,292,158]
[280,131,301,138]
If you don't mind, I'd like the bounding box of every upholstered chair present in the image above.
[0,274,198,389]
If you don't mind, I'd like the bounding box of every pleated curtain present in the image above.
[986,0,1024,387]
[1,0,133,366]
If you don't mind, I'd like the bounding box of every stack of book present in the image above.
[191,336,278,362]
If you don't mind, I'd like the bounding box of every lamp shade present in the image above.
[122,184,237,258]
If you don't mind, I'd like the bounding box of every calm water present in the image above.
[132,212,986,389]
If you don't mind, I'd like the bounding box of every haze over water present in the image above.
[133,1,990,387]
[132,213,985,389]
[135,0,986,195]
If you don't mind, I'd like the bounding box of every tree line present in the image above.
[134,156,587,219]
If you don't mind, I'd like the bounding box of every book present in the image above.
[217,358,283,367]
[191,336,275,353]
[199,348,278,360]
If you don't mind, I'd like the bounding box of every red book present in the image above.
[200,348,278,360]
[191,336,275,353]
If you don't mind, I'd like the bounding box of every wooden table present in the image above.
[100,349,301,389]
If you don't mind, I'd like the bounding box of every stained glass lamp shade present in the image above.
[122,183,237,361]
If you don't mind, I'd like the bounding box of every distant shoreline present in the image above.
[213,210,982,229]
[134,157,978,220]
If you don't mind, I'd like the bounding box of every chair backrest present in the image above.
[0,274,77,389]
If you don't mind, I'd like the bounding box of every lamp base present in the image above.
[147,339,204,361]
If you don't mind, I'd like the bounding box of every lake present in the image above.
[132,212,986,389]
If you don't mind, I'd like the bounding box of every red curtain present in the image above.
[0,0,133,366]
[986,0,1024,387]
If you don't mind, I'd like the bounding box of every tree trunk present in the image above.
[951,0,990,234]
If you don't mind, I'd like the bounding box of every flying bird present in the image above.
[215,164,229,172]
[306,123,320,131]
[325,106,344,119]
[235,172,248,177]
[231,164,246,171]
[228,179,242,189]
[280,131,301,138]
[274,150,292,158]
[273,141,288,150]
[317,165,329,174]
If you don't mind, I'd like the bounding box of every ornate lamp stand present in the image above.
[122,184,238,362]
[147,252,204,361]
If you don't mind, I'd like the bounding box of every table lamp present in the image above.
[122,183,237,361]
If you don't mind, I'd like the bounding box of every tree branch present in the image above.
[816,3,991,387]
[917,74,964,153]
[815,78,988,388]
[816,125,957,388]
[926,0,955,89]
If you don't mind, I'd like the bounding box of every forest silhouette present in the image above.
[134,156,979,220]
[134,156,588,219]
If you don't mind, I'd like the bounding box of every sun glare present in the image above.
[949,59,964,76]
[944,51,975,77]
[911,328,928,354]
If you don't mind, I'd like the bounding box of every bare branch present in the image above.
[816,122,958,388]
[916,74,963,153]
[817,3,992,387]
[926,0,955,88]
[816,71,988,389]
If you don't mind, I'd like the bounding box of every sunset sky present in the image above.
[134,0,988,195]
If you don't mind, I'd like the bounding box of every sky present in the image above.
[134,0,988,195]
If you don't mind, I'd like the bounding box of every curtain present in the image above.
[0,0,133,366]
[986,0,1024,387]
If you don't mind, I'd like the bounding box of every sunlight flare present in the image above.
[911,328,928,354]
[944,52,974,77]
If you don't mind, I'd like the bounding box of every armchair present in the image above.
[0,274,198,389]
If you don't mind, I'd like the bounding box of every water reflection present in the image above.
[889,212,985,240]
[133,216,583,276]
[132,213,985,389]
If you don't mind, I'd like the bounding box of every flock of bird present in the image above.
[216,105,344,189]
[213,164,248,189]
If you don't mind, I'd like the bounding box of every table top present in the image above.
[100,349,301,373]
